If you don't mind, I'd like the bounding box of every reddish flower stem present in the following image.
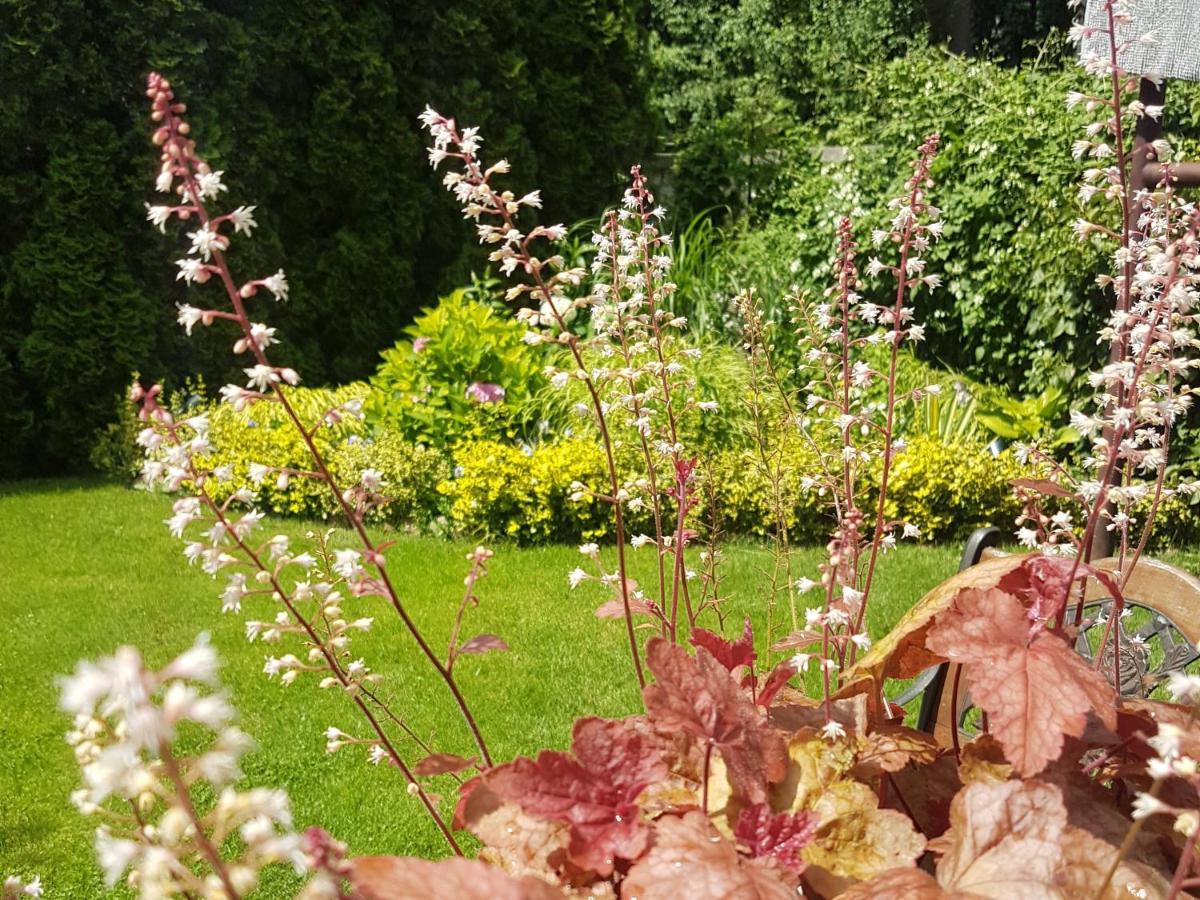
[158,742,242,898]
[154,94,494,767]
[446,132,645,688]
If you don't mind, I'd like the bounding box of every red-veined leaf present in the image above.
[619,811,796,899]
[932,780,1065,898]
[756,656,802,709]
[926,587,1116,776]
[643,638,786,804]
[350,856,565,900]
[770,629,823,652]
[734,804,819,874]
[483,717,666,876]
[458,634,509,655]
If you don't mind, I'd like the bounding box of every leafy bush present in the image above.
[728,47,1200,393]
[873,436,1026,541]
[440,439,613,543]
[203,384,449,528]
[1,0,653,477]
[647,0,927,214]
[441,434,1031,545]
[367,291,564,447]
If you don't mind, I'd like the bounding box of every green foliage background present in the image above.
[7,0,1200,478]
[0,0,652,476]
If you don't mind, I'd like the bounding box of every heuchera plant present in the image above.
[36,2,1200,896]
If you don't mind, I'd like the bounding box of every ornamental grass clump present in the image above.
[48,4,1200,894]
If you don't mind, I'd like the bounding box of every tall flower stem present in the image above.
[431,119,646,687]
[159,743,242,898]
[854,137,939,651]
[150,86,493,767]
[172,455,464,852]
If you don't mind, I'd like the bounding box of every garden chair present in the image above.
[897,527,1200,749]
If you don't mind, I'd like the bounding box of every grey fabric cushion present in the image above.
[1082,0,1200,81]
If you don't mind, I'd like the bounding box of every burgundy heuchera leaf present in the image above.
[620,811,796,900]
[483,716,667,875]
[643,637,786,804]
[734,804,819,874]
[756,656,803,709]
[690,617,756,673]
[995,555,1126,629]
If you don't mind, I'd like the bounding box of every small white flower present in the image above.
[145,204,173,232]
[244,365,277,391]
[194,170,227,201]
[175,257,211,284]
[333,549,363,581]
[176,304,205,335]
[568,567,588,589]
[95,828,140,887]
[227,205,258,235]
[1131,792,1168,820]
[360,468,385,492]
[1168,672,1200,704]
[187,224,229,261]
[261,269,289,302]
[821,720,846,741]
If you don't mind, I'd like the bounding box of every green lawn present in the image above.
[0,479,1074,895]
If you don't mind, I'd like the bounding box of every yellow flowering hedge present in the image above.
[870,435,1028,542]
[439,434,1035,545]
[204,384,449,527]
[177,388,1200,548]
[439,439,615,544]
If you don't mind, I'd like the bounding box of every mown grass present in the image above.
[2,478,1134,896]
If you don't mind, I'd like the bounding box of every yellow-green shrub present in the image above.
[872,435,1027,542]
[440,434,1033,545]
[204,384,449,527]
[440,439,612,543]
[1142,492,1200,552]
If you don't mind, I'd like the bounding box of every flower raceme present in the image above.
[1016,3,1200,567]
[421,108,719,672]
[739,135,942,733]
[59,636,312,897]
[133,74,503,860]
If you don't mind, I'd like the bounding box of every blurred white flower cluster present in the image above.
[60,635,308,897]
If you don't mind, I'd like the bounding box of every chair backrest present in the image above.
[978,547,1200,645]
[1082,556,1200,647]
